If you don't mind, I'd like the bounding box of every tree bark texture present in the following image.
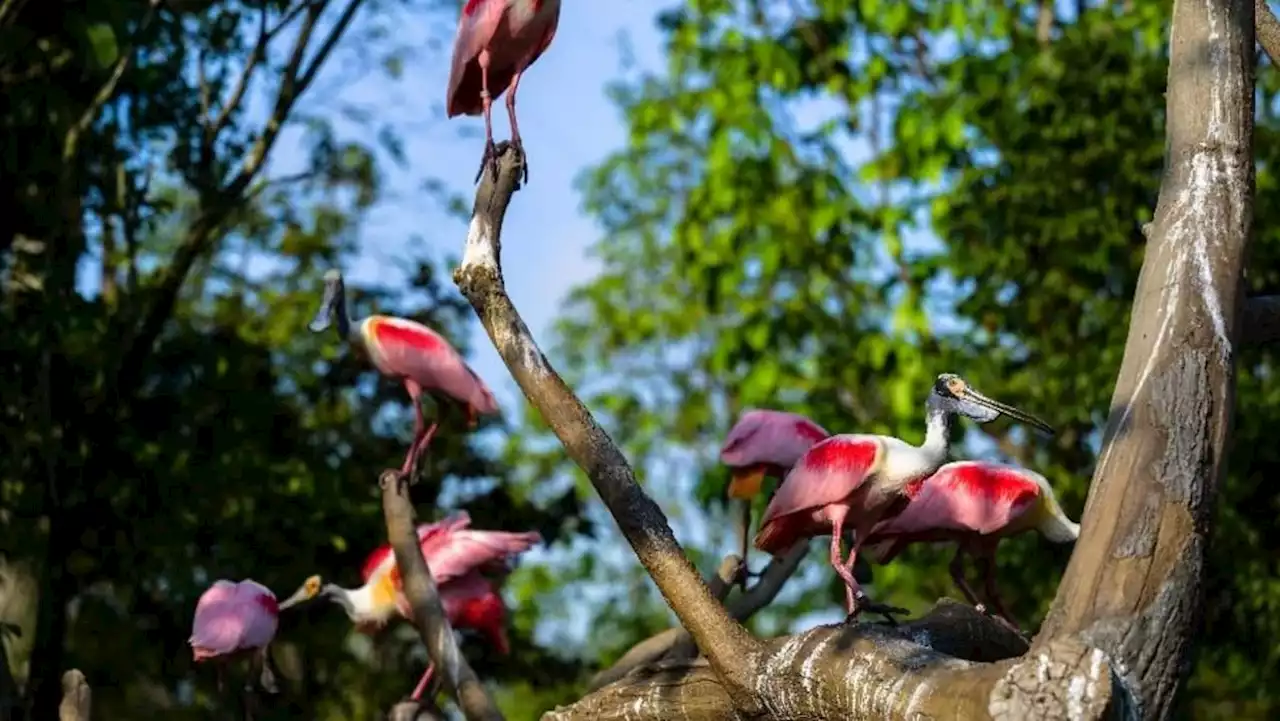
[1036,1,1255,719]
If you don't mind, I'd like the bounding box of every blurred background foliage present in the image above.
[1,0,1278,719]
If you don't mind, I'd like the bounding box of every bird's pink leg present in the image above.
[399,380,432,486]
[409,663,436,701]
[475,49,501,183]
[843,515,909,624]
[948,546,984,609]
[505,69,529,184]
[826,512,859,614]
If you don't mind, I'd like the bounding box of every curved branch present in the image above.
[450,144,762,705]
[546,602,1113,721]
[379,471,503,721]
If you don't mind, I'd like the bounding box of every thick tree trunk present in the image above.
[1036,0,1255,719]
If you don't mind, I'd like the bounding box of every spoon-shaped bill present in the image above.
[963,389,1055,436]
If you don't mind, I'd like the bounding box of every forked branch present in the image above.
[378,471,503,721]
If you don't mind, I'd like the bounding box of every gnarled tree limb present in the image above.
[451,144,764,709]
[378,471,503,721]
[546,602,1113,721]
[1036,0,1254,718]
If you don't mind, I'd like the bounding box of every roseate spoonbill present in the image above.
[189,577,319,695]
[719,409,830,582]
[862,460,1079,630]
[447,0,562,183]
[309,269,499,485]
[753,373,1054,621]
[300,512,540,700]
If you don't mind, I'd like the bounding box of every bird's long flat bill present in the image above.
[727,466,766,499]
[964,388,1055,435]
[279,575,322,610]
[308,271,342,332]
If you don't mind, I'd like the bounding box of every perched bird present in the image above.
[719,410,830,580]
[309,269,499,484]
[305,512,541,700]
[189,577,319,694]
[447,0,563,183]
[862,460,1079,630]
[753,373,1054,620]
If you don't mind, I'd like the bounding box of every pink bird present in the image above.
[753,373,1054,621]
[719,410,830,579]
[861,460,1079,630]
[189,577,318,694]
[309,269,499,485]
[303,511,541,700]
[446,0,562,184]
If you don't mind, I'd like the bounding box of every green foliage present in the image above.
[551,1,1280,718]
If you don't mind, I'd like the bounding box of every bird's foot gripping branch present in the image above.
[447,143,1125,720]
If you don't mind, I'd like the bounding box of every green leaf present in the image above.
[85,23,118,68]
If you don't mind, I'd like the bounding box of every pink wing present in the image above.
[446,0,510,117]
[754,434,880,553]
[424,528,543,585]
[235,581,281,649]
[190,580,277,657]
[363,317,497,413]
[719,410,830,468]
[872,461,1042,537]
[361,512,474,583]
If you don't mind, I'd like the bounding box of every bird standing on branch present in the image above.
[189,577,317,698]
[754,374,1055,621]
[298,512,542,701]
[862,460,1079,631]
[308,269,499,486]
[719,409,830,582]
[447,0,562,184]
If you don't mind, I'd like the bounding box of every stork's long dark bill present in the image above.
[966,390,1056,435]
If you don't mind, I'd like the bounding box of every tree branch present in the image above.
[57,670,90,721]
[62,0,163,166]
[110,0,368,401]
[588,554,746,692]
[378,470,503,721]
[452,144,765,709]
[1036,0,1254,717]
[546,602,1111,721]
[591,541,809,691]
[1256,0,1280,65]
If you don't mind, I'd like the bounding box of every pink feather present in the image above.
[446,0,562,118]
[719,409,830,470]
[753,434,881,554]
[362,317,498,416]
[189,579,280,661]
